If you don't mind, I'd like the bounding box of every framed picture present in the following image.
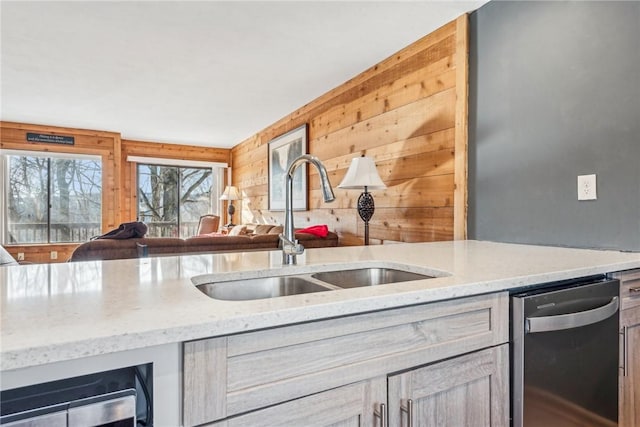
[268,124,308,211]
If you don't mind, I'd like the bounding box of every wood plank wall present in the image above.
[0,122,230,263]
[231,16,469,245]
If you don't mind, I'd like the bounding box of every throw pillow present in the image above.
[228,225,247,236]
[297,225,329,237]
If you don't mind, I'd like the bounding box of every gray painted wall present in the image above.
[468,1,640,251]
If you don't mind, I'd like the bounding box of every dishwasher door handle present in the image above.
[526,296,619,333]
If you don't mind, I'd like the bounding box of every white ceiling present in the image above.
[1,1,488,148]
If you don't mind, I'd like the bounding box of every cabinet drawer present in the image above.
[204,377,386,427]
[183,292,508,426]
[612,269,640,310]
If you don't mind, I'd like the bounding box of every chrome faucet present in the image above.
[280,154,335,265]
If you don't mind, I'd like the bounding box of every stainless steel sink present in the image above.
[194,265,440,300]
[311,268,434,288]
[196,276,331,301]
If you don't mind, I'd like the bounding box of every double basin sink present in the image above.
[195,267,436,301]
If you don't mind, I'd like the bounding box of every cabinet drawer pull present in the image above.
[401,399,413,427]
[629,286,640,294]
[374,403,387,427]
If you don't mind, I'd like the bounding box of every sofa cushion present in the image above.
[141,237,187,255]
[295,231,339,248]
[253,224,275,235]
[183,234,277,253]
[249,234,280,244]
[268,225,284,235]
[69,226,339,261]
[228,225,248,236]
[69,238,141,261]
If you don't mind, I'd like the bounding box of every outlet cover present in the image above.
[17,252,25,261]
[578,174,597,201]
[50,251,58,260]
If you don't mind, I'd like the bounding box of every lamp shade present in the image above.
[219,185,241,201]
[338,156,386,190]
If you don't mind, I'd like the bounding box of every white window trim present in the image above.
[0,155,7,245]
[126,156,227,170]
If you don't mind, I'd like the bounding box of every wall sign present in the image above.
[26,132,75,145]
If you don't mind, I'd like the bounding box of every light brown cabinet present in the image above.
[183,292,509,427]
[388,345,509,427]
[613,269,640,427]
[205,344,509,427]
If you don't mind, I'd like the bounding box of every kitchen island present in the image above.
[1,240,639,425]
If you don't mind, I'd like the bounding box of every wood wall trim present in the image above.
[121,138,230,162]
[0,121,121,138]
[454,14,469,240]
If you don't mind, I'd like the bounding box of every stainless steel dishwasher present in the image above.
[511,276,620,427]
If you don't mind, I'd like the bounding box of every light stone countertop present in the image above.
[1,240,639,371]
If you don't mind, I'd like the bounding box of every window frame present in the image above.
[1,150,103,245]
[131,158,227,238]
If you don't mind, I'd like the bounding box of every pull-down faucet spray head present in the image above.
[281,154,335,265]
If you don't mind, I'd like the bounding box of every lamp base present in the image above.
[226,203,236,228]
[357,191,374,222]
[357,191,375,245]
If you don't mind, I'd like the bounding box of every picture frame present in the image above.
[268,124,308,211]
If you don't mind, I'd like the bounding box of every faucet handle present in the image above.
[279,234,305,256]
[284,242,305,256]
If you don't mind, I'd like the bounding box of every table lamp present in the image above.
[219,186,241,227]
[338,155,386,245]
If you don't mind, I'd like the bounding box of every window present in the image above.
[3,153,102,244]
[137,164,221,238]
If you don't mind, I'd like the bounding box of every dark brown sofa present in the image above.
[68,225,338,262]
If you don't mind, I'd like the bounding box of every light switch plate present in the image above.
[577,174,597,201]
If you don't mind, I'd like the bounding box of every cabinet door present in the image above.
[616,269,640,311]
[207,377,386,427]
[621,307,640,427]
[614,268,640,427]
[388,344,509,427]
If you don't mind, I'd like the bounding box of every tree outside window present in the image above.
[5,155,102,244]
[137,164,216,238]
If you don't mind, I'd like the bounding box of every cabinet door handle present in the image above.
[401,399,413,427]
[622,326,629,377]
[526,297,618,333]
[374,403,387,427]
